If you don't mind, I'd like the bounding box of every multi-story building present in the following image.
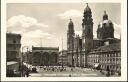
[87,11,121,74]
[58,50,68,66]
[67,3,121,75]
[6,33,21,76]
[6,33,21,61]
[23,51,33,65]
[88,43,121,75]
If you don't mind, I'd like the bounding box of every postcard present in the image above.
[1,0,127,81]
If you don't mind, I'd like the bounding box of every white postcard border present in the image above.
[1,0,127,81]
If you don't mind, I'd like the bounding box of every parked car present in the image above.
[32,67,37,72]
[13,70,21,77]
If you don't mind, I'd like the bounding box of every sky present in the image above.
[6,3,121,51]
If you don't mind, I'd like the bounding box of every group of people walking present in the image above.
[20,65,31,77]
[39,66,67,72]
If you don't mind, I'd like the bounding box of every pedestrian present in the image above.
[23,71,26,77]
[71,67,73,71]
[69,74,71,77]
[25,68,29,77]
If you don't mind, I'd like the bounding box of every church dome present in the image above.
[84,3,91,13]
[97,11,114,39]
[98,20,113,28]
[98,11,113,28]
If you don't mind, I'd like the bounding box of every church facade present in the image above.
[67,3,121,73]
[67,4,94,67]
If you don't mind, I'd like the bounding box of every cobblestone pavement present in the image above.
[29,67,108,77]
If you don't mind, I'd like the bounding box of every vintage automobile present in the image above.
[32,67,37,72]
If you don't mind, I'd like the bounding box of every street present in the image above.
[28,66,107,77]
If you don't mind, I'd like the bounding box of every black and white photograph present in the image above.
[1,0,127,81]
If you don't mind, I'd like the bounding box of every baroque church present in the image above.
[67,3,121,74]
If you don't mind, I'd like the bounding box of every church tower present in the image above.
[67,19,75,66]
[82,3,93,67]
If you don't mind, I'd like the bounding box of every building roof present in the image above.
[93,38,120,41]
[32,46,59,50]
[7,33,21,37]
[98,43,120,51]
[90,43,121,53]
